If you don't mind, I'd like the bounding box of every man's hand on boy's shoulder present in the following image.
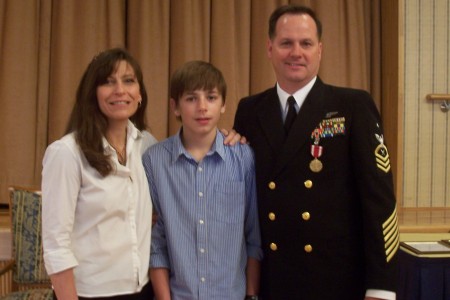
[221,129,247,146]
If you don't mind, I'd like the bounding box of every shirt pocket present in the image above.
[211,181,245,224]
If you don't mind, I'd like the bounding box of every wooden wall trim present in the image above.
[381,0,403,203]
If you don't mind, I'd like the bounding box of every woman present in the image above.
[42,48,156,300]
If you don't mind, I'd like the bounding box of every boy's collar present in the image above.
[172,128,226,162]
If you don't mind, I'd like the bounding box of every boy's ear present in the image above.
[170,98,180,117]
[220,104,226,114]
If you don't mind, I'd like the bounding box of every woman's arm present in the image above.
[50,268,78,300]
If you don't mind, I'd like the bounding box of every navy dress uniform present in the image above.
[234,77,399,299]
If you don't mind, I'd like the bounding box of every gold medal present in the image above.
[309,158,323,172]
[310,130,324,173]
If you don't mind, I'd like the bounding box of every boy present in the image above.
[142,61,262,300]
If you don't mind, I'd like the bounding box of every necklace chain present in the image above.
[114,146,126,165]
[108,136,127,166]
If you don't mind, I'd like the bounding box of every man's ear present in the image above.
[267,38,273,58]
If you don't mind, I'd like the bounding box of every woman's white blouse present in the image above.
[42,122,155,297]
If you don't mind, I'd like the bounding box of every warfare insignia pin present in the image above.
[325,111,338,118]
[374,134,391,173]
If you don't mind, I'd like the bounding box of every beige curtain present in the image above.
[0,0,381,204]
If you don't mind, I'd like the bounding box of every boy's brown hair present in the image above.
[170,60,227,104]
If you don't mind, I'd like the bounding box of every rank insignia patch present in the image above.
[374,134,391,173]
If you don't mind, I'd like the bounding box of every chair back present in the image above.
[8,187,50,285]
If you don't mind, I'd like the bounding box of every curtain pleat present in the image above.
[0,0,42,204]
[48,0,126,142]
[127,0,170,140]
[0,0,382,204]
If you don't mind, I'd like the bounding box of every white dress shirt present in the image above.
[277,76,316,120]
[42,121,154,297]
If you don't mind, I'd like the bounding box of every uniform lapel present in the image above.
[256,87,285,153]
[272,78,327,177]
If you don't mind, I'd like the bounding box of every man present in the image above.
[233,5,399,300]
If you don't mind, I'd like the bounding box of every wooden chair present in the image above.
[0,186,52,299]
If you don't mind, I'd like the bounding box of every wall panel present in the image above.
[402,0,450,207]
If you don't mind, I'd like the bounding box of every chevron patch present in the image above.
[382,208,400,262]
[374,134,391,173]
[375,144,391,172]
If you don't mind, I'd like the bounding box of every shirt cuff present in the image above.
[43,249,78,275]
[150,253,170,269]
[247,245,263,261]
[366,289,396,300]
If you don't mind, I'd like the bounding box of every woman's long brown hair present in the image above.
[65,48,148,176]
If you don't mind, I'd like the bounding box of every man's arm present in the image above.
[150,268,171,300]
[349,91,398,297]
[220,128,247,145]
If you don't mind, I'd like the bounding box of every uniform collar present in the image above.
[277,76,317,114]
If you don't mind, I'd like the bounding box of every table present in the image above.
[397,246,450,300]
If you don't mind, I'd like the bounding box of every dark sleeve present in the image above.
[233,98,247,136]
[349,91,399,292]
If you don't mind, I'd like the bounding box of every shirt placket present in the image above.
[196,160,209,299]
[126,168,140,286]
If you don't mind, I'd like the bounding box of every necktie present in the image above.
[284,96,297,133]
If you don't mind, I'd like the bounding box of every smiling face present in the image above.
[172,87,225,140]
[96,60,141,126]
[267,13,322,94]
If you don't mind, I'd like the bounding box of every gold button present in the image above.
[304,180,313,188]
[268,181,276,190]
[270,243,278,251]
[302,212,310,221]
[268,212,276,221]
[304,244,313,253]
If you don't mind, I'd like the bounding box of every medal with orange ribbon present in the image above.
[310,128,323,172]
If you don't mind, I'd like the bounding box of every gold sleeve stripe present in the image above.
[384,221,398,245]
[383,216,397,237]
[385,230,399,251]
[385,222,399,247]
[383,207,397,229]
[383,214,399,240]
[382,208,400,262]
[385,233,399,263]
